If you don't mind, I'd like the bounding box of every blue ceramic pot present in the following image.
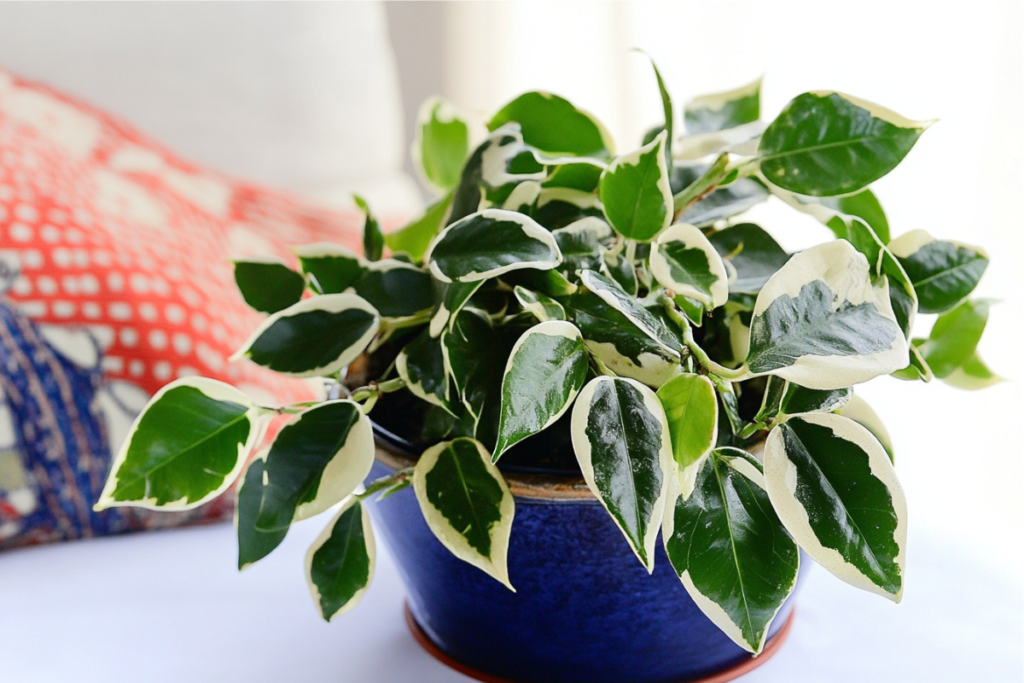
[369,426,804,683]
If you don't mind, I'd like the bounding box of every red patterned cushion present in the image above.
[0,67,368,548]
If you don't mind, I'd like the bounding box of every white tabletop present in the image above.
[0,514,1019,683]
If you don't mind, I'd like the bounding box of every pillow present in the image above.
[0,67,381,549]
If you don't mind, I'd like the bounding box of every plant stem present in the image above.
[658,293,751,381]
[358,468,414,501]
[349,377,407,404]
[672,153,732,219]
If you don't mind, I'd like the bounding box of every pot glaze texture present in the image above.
[367,432,804,683]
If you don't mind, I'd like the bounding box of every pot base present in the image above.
[404,603,795,683]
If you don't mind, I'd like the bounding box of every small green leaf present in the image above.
[917,298,991,378]
[256,400,374,531]
[385,193,454,263]
[513,286,565,322]
[759,92,930,196]
[231,294,379,378]
[236,453,288,570]
[650,223,729,308]
[414,438,516,589]
[765,413,906,600]
[889,230,988,314]
[95,378,259,511]
[599,131,673,242]
[305,498,375,621]
[232,257,305,314]
[354,195,384,262]
[353,260,433,319]
[427,209,562,283]
[657,374,718,486]
[292,243,365,295]
[501,267,578,298]
[494,321,590,460]
[571,376,674,571]
[413,96,470,193]
[780,383,851,416]
[684,77,761,135]
[708,223,789,295]
[663,449,799,654]
[489,91,613,159]
[397,329,452,410]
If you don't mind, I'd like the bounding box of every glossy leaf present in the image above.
[397,329,451,410]
[889,230,988,314]
[708,223,789,295]
[650,223,729,308]
[501,267,578,298]
[95,378,260,511]
[534,187,604,230]
[429,279,484,337]
[759,92,930,196]
[427,208,562,283]
[441,308,501,424]
[747,240,907,390]
[542,158,606,192]
[292,243,365,295]
[354,195,384,262]
[599,131,673,242]
[414,438,515,589]
[231,294,379,378]
[385,193,453,263]
[353,260,433,319]
[413,96,470,193]
[571,376,674,571]
[489,91,613,159]
[684,77,761,136]
[765,413,906,600]
[513,286,565,322]
[257,400,374,531]
[494,321,590,460]
[663,449,799,654]
[305,498,375,621]
[232,257,305,314]
[657,374,718,493]
[780,383,851,416]
[917,298,990,378]
[450,124,545,224]
[602,248,639,296]
[236,452,287,570]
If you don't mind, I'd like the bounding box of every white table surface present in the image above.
[1,515,1020,683]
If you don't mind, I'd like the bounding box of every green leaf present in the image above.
[663,448,799,654]
[385,193,454,263]
[352,260,433,319]
[427,208,562,283]
[889,230,988,314]
[501,267,578,298]
[657,374,718,490]
[494,321,590,460]
[684,77,761,136]
[292,243,366,295]
[513,286,565,322]
[397,329,451,410]
[305,498,375,621]
[747,240,907,390]
[413,96,470,193]
[553,216,611,276]
[354,195,384,262]
[441,308,500,423]
[650,223,729,308]
[641,52,674,168]
[759,92,930,196]
[765,413,906,600]
[917,298,991,378]
[891,341,934,384]
[709,376,743,438]
[534,187,604,230]
[95,378,259,511]
[602,248,639,297]
[679,178,769,228]
[256,400,374,531]
[599,131,673,242]
[231,294,379,378]
[708,223,789,295]
[541,158,606,192]
[429,279,484,337]
[489,91,613,159]
[236,453,288,570]
[780,383,851,416]
[571,376,674,571]
[413,438,515,589]
[942,351,1002,391]
[232,257,305,314]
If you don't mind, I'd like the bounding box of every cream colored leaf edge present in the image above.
[537,187,603,210]
[837,394,894,459]
[229,293,380,379]
[764,412,907,601]
[810,91,936,131]
[95,377,263,512]
[502,181,542,211]
[552,215,613,241]
[480,123,546,189]
[396,341,450,411]
[580,269,681,361]
[601,130,673,240]
[650,223,729,308]
[291,401,376,522]
[413,439,516,591]
[425,208,562,284]
[750,240,909,390]
[888,228,989,261]
[513,286,565,323]
[686,77,762,116]
[289,242,364,262]
[571,376,674,573]
[230,254,291,267]
[304,497,376,621]
[675,120,765,161]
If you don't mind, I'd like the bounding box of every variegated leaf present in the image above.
[232,256,305,314]
[235,450,287,569]
[413,96,470,193]
[599,131,673,242]
[889,230,988,314]
[650,223,729,308]
[708,223,789,295]
[397,329,451,410]
[353,259,433,320]
[305,497,376,621]
[292,243,366,295]
[489,91,614,159]
[684,77,761,136]
[837,394,894,462]
[513,286,565,322]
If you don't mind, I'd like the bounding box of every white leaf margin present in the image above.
[304,496,377,621]
[650,223,729,308]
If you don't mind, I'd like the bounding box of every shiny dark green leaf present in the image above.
[236,456,288,569]
[232,259,305,315]
[890,231,988,314]
[306,499,375,621]
[708,223,789,294]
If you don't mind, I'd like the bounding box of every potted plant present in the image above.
[95,59,998,683]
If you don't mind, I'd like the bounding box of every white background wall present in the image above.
[388,0,1023,574]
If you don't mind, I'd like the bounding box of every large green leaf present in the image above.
[292,243,365,295]
[413,96,470,193]
[352,260,433,319]
[256,400,374,531]
[599,131,673,242]
[232,257,305,314]
[494,321,590,460]
[917,298,991,378]
[489,91,613,159]
[236,452,288,569]
[413,438,515,589]
[889,230,988,314]
[231,294,379,378]
[708,223,789,294]
[305,497,375,621]
[397,329,451,410]
[385,193,454,263]
[427,209,562,283]
[684,77,761,136]
[759,92,930,196]
[650,223,729,308]
[747,240,907,389]
[657,374,718,492]
[95,378,259,511]
[765,413,906,599]
[571,376,673,571]
[663,449,799,654]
